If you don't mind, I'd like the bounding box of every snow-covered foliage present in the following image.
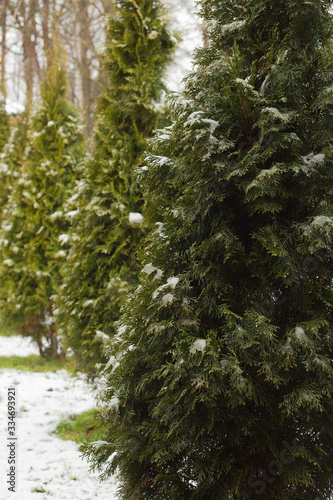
[0,58,85,358]
[54,0,176,379]
[84,1,333,498]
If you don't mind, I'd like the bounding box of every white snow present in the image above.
[161,293,174,305]
[301,152,325,166]
[262,107,293,122]
[0,335,40,357]
[152,276,179,299]
[0,335,118,499]
[95,330,109,342]
[295,152,326,174]
[0,162,9,174]
[142,263,157,275]
[235,77,254,89]
[50,211,63,221]
[312,216,333,228]
[303,215,333,238]
[83,299,94,308]
[108,396,120,411]
[43,314,53,327]
[153,155,169,166]
[54,250,66,258]
[141,263,163,280]
[260,74,270,95]
[65,210,79,219]
[190,339,206,353]
[221,20,245,33]
[5,99,25,115]
[166,277,179,289]
[295,326,307,342]
[154,269,163,280]
[129,212,144,225]
[59,234,70,245]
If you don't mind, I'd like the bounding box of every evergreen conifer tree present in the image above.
[55,0,175,377]
[0,96,10,153]
[0,111,29,220]
[0,59,85,358]
[85,0,333,498]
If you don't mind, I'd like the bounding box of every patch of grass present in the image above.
[0,355,77,373]
[54,408,107,446]
[31,486,49,494]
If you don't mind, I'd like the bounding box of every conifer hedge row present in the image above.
[1,0,333,498]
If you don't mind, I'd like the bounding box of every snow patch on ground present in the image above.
[0,337,118,499]
[0,336,40,357]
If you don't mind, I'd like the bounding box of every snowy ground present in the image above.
[0,336,118,499]
[0,335,40,357]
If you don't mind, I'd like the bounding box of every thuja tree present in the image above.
[0,60,85,358]
[54,0,175,378]
[0,111,29,221]
[85,0,333,498]
[0,96,10,153]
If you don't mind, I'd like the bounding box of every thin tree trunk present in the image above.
[42,0,52,66]
[12,0,41,107]
[37,337,46,358]
[203,27,209,49]
[49,329,59,359]
[78,0,93,134]
[0,0,7,96]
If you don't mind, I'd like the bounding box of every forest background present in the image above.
[0,0,201,133]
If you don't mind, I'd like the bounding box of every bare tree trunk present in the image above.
[9,0,42,106]
[49,330,59,359]
[78,0,93,134]
[37,337,46,358]
[0,0,7,96]
[203,27,209,49]
[102,0,115,14]
[42,0,52,67]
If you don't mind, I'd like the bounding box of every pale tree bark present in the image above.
[102,0,114,14]
[41,0,52,65]
[3,0,120,126]
[9,0,42,107]
[0,0,8,97]
[78,0,93,134]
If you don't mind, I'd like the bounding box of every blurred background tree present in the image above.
[0,0,201,134]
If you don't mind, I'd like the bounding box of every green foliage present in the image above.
[54,408,107,445]
[0,111,29,224]
[0,96,10,153]
[0,318,24,337]
[84,1,333,498]
[55,0,175,378]
[0,58,85,358]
